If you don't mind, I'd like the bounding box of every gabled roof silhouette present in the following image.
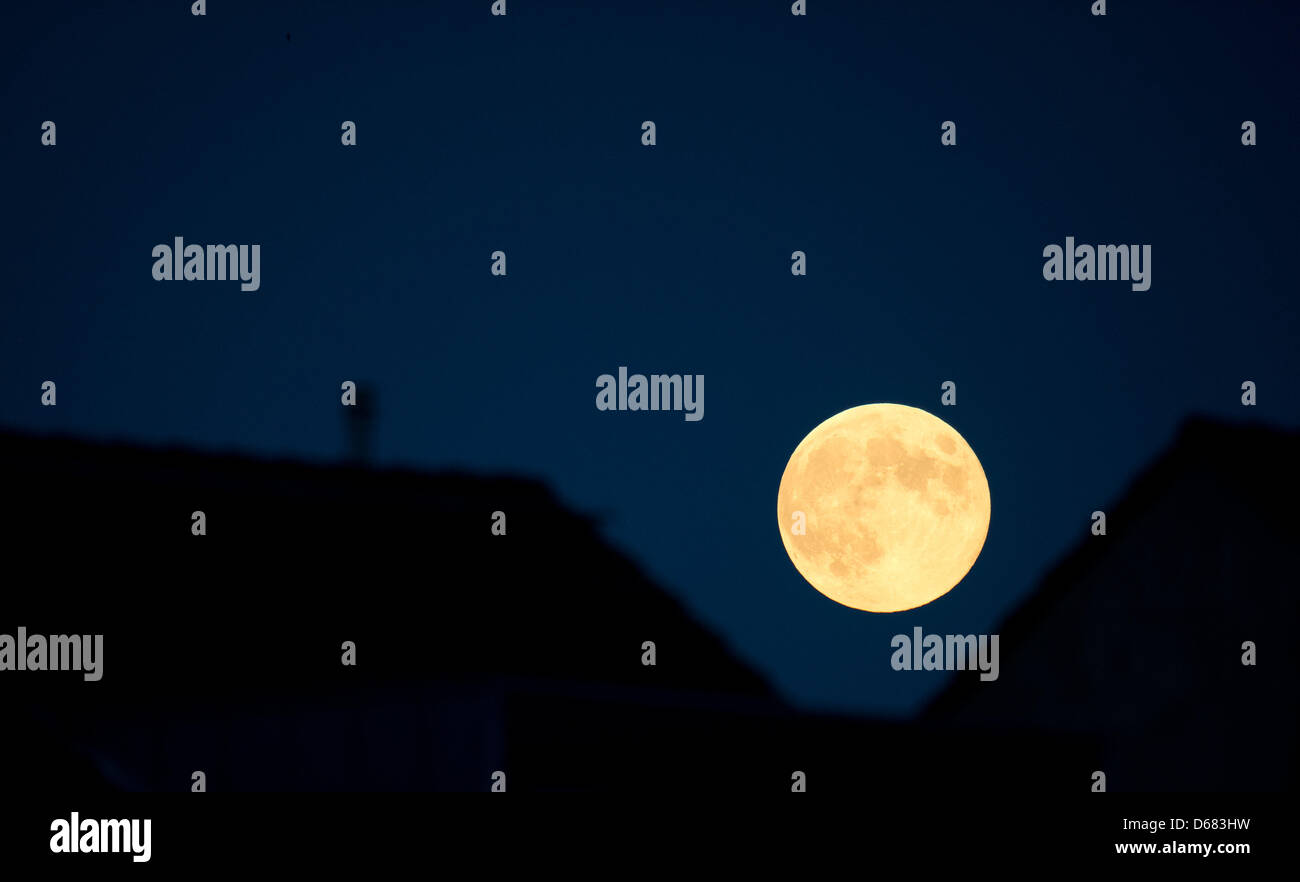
[924,416,1298,791]
[0,428,773,701]
[4,429,796,790]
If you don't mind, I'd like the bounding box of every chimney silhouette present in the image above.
[343,382,377,465]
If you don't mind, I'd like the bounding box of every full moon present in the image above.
[777,403,990,613]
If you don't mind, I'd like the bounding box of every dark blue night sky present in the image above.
[2,0,1296,716]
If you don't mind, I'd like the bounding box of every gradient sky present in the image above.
[2,0,1296,716]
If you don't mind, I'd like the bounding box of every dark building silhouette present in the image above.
[2,430,777,791]
[11,421,1286,792]
[1,429,1092,793]
[927,417,1299,792]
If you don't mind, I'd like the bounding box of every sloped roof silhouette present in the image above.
[925,416,1298,790]
[0,428,773,701]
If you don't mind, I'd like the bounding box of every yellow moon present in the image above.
[777,403,990,613]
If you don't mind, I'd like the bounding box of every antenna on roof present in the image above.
[343,381,377,465]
